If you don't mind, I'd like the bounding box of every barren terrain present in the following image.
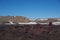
[0,24,60,40]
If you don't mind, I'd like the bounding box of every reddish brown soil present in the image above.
[0,24,60,40]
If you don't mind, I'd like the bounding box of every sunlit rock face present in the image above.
[0,16,14,22]
[0,16,29,24]
[13,16,29,23]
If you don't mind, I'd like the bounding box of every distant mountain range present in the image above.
[0,16,60,23]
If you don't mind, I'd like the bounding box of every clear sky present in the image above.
[0,0,60,18]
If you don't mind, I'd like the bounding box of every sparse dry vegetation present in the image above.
[0,24,60,40]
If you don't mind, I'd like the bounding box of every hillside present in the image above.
[0,16,29,24]
[0,16,60,23]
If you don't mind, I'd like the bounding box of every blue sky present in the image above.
[0,0,60,18]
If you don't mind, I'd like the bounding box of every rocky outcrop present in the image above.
[13,16,29,23]
[0,16,29,24]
